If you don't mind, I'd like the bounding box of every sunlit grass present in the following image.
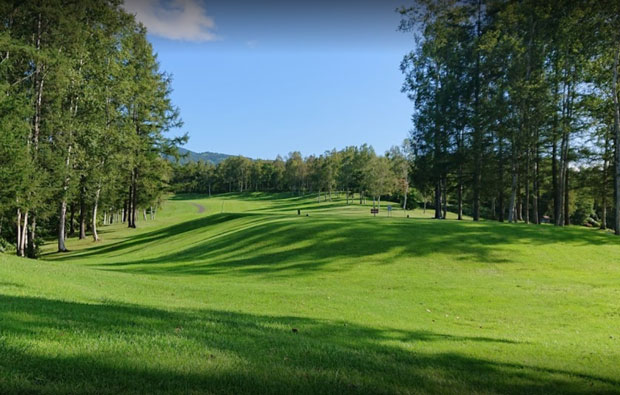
[1,192,619,394]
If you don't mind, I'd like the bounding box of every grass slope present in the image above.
[1,193,619,394]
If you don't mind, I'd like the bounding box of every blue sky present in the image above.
[124,0,415,159]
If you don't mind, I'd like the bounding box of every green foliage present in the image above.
[0,237,16,254]
[400,0,619,227]
[0,1,183,252]
[171,144,408,205]
[571,197,595,226]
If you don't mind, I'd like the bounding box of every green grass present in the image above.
[1,192,619,394]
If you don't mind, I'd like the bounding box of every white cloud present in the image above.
[123,0,217,42]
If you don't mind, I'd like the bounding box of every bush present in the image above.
[0,237,16,254]
[571,198,595,226]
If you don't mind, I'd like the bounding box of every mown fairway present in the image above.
[0,193,619,394]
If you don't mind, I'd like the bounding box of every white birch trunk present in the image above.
[92,187,100,241]
[20,211,28,256]
[58,200,68,252]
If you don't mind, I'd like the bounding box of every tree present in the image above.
[0,1,184,255]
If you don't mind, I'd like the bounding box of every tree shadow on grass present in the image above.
[67,213,620,277]
[0,294,617,394]
[47,213,263,260]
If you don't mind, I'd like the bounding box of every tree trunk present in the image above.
[128,169,137,228]
[58,200,68,252]
[557,106,570,227]
[79,185,86,240]
[58,145,72,252]
[552,80,561,226]
[442,176,447,220]
[27,216,36,258]
[131,170,138,228]
[457,132,463,221]
[508,135,518,223]
[524,147,530,224]
[564,167,570,226]
[498,136,505,222]
[532,132,540,224]
[523,14,533,225]
[517,181,523,222]
[457,180,463,220]
[562,74,575,226]
[127,182,133,227]
[92,186,101,241]
[508,173,517,223]
[602,134,610,229]
[553,136,561,225]
[472,0,482,222]
[20,211,28,257]
[16,208,21,257]
[613,45,620,234]
[434,180,441,219]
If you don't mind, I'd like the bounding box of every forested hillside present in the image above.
[170,145,412,208]
[175,147,232,165]
[0,1,184,257]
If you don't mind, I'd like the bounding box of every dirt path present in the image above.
[191,203,206,213]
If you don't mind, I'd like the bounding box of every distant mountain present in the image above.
[172,147,233,165]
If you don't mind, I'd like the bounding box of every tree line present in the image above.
[0,1,183,257]
[399,0,620,232]
[172,144,413,208]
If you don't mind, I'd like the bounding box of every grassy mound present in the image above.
[1,193,619,394]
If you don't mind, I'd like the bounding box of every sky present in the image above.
[123,0,415,159]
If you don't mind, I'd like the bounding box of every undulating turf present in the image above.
[1,193,619,394]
